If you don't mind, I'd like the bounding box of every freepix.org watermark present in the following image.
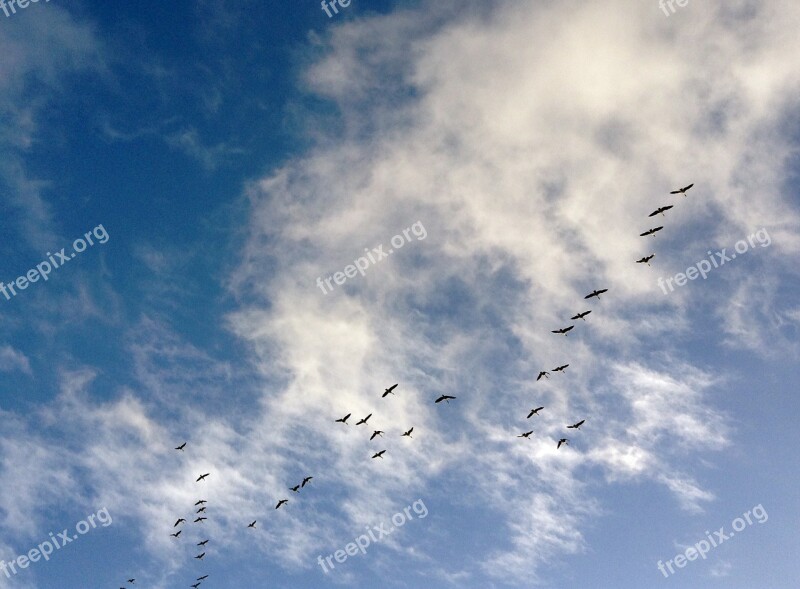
[317,499,428,573]
[316,221,427,295]
[659,0,690,17]
[656,504,768,578]
[0,0,50,19]
[657,228,771,294]
[1,224,109,302]
[0,507,112,579]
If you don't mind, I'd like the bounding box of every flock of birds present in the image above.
[117,183,694,587]
[333,383,453,461]
[535,183,695,449]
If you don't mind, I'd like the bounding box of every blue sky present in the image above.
[0,0,799,588]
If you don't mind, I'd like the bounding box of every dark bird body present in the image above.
[670,183,694,196]
[648,205,673,217]
[640,226,664,237]
[636,254,655,266]
[527,407,544,418]
[552,326,574,335]
[584,289,608,300]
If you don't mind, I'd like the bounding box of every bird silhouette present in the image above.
[276,499,289,509]
[584,289,608,300]
[194,517,207,523]
[670,183,694,196]
[372,450,387,459]
[195,552,205,560]
[636,254,655,266]
[248,520,257,528]
[435,395,456,404]
[175,442,186,451]
[195,500,207,506]
[356,413,372,426]
[552,364,569,372]
[536,371,550,381]
[197,576,209,581]
[648,205,673,217]
[196,473,210,482]
[517,431,534,439]
[557,438,569,449]
[551,325,574,335]
[196,507,207,513]
[383,384,398,397]
[335,413,351,424]
[567,419,585,429]
[191,584,201,589]
[527,407,544,418]
[370,430,384,440]
[301,476,313,487]
[170,530,181,538]
[402,427,414,438]
[571,310,592,321]
[640,226,664,237]
[290,485,300,493]
[174,518,186,527]
[197,540,209,546]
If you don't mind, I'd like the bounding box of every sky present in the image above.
[0,0,799,588]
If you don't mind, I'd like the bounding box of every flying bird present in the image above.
[370,430,384,440]
[382,384,398,397]
[571,310,592,321]
[584,289,608,300]
[435,395,456,404]
[518,431,534,438]
[670,183,694,196]
[551,326,574,335]
[194,517,207,523]
[527,407,544,418]
[197,540,209,546]
[196,473,210,482]
[302,476,313,487]
[196,507,207,513]
[170,530,181,538]
[536,371,550,381]
[248,520,257,528]
[290,485,300,493]
[356,413,372,426]
[567,419,586,429]
[372,450,387,459]
[195,500,207,506]
[557,438,569,449]
[175,442,186,451]
[195,552,205,560]
[648,205,673,217]
[640,226,664,237]
[197,576,209,581]
[335,413,351,424]
[174,518,186,527]
[402,427,414,438]
[191,584,201,589]
[552,364,569,372]
[276,499,289,509]
[636,254,655,266]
